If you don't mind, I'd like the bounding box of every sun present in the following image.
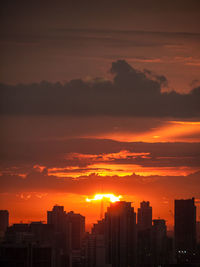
[86,193,122,203]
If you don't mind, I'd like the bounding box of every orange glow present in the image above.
[65,150,149,161]
[86,193,122,203]
[47,162,198,178]
[86,163,138,177]
[85,120,200,142]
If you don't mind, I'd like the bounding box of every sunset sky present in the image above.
[0,0,200,230]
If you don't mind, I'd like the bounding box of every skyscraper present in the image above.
[0,210,9,232]
[47,206,85,266]
[196,221,200,244]
[137,201,152,265]
[47,205,71,266]
[0,210,9,239]
[175,198,196,263]
[105,201,137,267]
[66,211,85,250]
[152,219,167,265]
[137,201,152,231]
[47,205,67,233]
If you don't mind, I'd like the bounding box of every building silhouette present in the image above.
[175,197,196,263]
[1,199,200,266]
[0,222,56,267]
[0,211,9,240]
[152,219,168,265]
[197,221,200,244]
[66,211,85,267]
[47,205,85,267]
[137,201,152,231]
[84,219,106,267]
[66,211,85,250]
[47,205,67,233]
[137,201,153,265]
[105,201,137,267]
[47,204,71,266]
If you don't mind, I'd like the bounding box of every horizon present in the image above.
[3,193,200,233]
[1,0,200,255]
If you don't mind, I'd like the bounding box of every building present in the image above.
[66,211,85,267]
[0,243,54,267]
[197,221,200,244]
[47,206,86,267]
[0,222,57,267]
[47,205,67,233]
[47,205,71,266]
[137,201,153,265]
[0,211,9,239]
[137,201,152,231]
[105,201,137,267]
[90,219,107,267]
[174,198,196,263]
[66,211,85,250]
[152,219,168,265]
[30,221,54,245]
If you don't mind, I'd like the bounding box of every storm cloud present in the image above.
[1,60,199,117]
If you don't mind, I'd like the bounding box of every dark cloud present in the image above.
[144,68,168,87]
[0,60,200,117]
[0,169,200,199]
[190,79,200,88]
[1,1,200,35]
[0,138,199,172]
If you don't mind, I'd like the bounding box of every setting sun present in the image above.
[86,193,122,203]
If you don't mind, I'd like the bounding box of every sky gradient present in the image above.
[0,0,200,230]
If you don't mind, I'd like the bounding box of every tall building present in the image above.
[175,198,196,263]
[152,219,168,265]
[92,219,105,235]
[137,201,152,231]
[137,201,152,265]
[0,210,9,235]
[47,206,86,267]
[47,205,71,266]
[1,222,56,267]
[90,219,106,267]
[47,205,67,233]
[196,221,200,244]
[84,220,106,267]
[66,211,85,267]
[105,201,137,267]
[66,211,85,250]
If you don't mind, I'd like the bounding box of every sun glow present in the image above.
[86,193,122,203]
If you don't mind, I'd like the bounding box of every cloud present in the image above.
[1,169,200,199]
[0,138,199,177]
[0,60,200,117]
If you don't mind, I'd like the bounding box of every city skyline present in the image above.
[1,196,200,232]
[1,0,200,257]
[0,197,200,266]
[1,188,200,231]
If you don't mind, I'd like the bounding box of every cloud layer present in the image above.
[1,60,200,117]
[1,168,200,199]
[1,138,200,178]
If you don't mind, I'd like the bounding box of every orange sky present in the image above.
[1,0,200,233]
[0,116,200,230]
[1,191,200,232]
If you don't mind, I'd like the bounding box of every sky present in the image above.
[0,0,200,230]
